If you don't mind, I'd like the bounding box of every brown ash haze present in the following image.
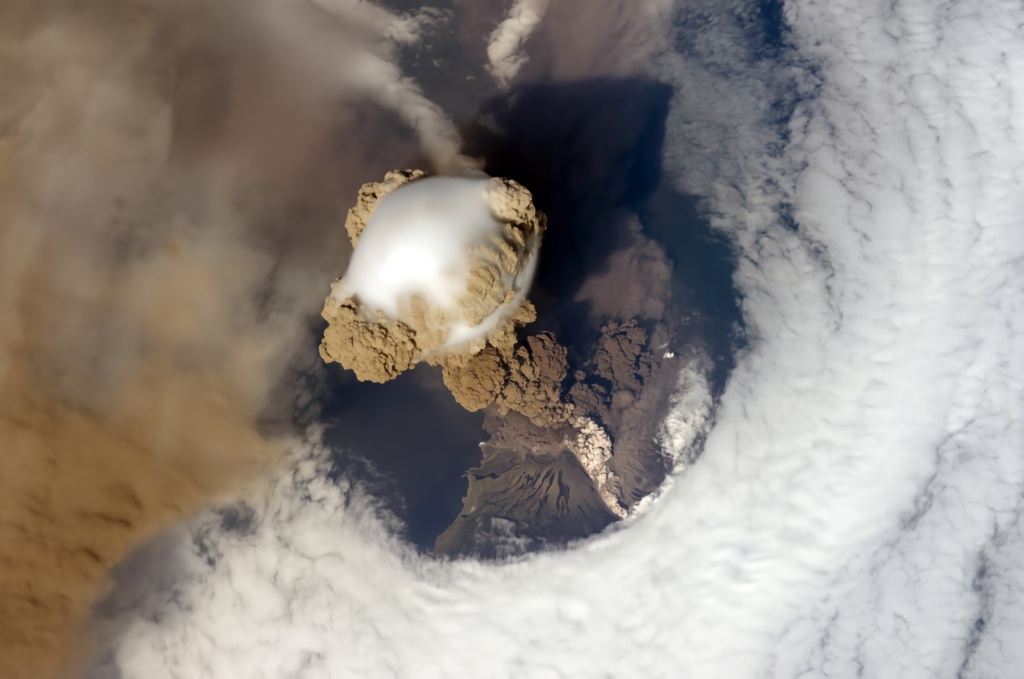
[2,0,1023,678]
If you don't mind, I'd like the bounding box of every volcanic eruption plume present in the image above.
[320,170,571,426]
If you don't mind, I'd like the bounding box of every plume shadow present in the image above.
[462,78,742,382]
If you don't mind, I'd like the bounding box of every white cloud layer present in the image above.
[92,0,1024,676]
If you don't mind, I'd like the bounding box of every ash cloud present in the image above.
[0,0,463,675]
[319,170,568,424]
[575,216,673,322]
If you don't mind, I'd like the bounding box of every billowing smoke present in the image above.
[319,171,566,422]
[332,174,540,356]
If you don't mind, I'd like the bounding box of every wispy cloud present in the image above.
[486,0,550,86]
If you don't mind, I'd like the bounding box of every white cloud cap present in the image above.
[332,176,540,349]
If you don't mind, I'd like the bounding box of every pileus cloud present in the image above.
[326,172,542,358]
[319,170,574,424]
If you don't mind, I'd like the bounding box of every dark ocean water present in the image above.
[318,366,486,548]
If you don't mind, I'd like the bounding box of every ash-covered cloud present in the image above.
[575,216,673,322]
[0,0,464,675]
